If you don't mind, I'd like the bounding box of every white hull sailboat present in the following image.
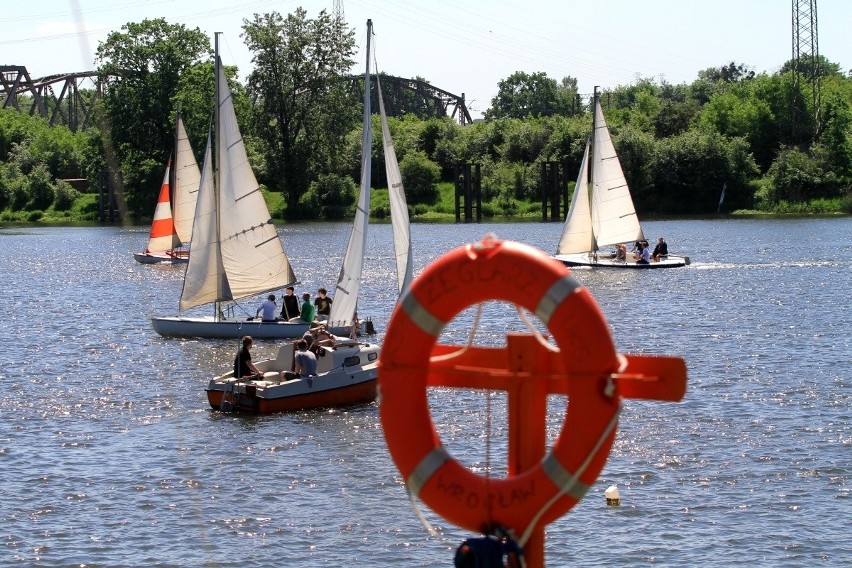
[206,19,412,412]
[152,35,307,339]
[553,89,689,269]
[134,114,200,264]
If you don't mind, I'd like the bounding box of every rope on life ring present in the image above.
[379,236,687,541]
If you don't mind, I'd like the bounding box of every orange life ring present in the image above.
[379,237,622,535]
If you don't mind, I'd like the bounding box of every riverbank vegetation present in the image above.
[1,11,850,225]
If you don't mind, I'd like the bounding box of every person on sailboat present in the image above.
[631,241,643,260]
[281,286,301,321]
[637,242,651,264]
[256,294,278,322]
[314,288,332,321]
[299,293,316,323]
[234,336,264,381]
[615,243,627,261]
[652,237,669,262]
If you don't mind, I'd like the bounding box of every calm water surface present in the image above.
[0,218,850,566]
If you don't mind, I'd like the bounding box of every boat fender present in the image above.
[454,530,523,568]
[379,236,621,534]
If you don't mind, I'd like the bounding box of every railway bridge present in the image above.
[1,65,473,131]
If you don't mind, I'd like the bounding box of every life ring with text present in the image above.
[379,237,622,534]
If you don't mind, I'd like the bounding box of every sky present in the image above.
[2,0,850,119]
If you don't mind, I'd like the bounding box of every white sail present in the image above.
[556,141,593,254]
[172,116,201,244]
[214,58,295,300]
[590,100,644,249]
[179,133,222,311]
[179,53,295,312]
[329,22,373,327]
[376,74,413,295]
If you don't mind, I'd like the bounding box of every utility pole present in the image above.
[791,0,821,142]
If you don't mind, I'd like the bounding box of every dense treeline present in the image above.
[1,10,850,223]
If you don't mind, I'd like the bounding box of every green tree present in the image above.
[818,89,852,177]
[651,129,759,213]
[486,71,571,119]
[242,8,357,210]
[399,150,440,205]
[27,163,55,210]
[698,86,778,171]
[765,147,840,203]
[302,173,357,219]
[778,54,843,78]
[95,18,211,217]
[698,61,756,83]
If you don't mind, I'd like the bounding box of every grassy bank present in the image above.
[1,185,849,226]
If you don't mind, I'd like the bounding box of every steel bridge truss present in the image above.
[353,73,473,125]
[0,66,103,132]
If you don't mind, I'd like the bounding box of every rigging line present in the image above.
[515,306,559,353]
[428,303,483,363]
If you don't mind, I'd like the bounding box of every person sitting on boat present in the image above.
[314,287,333,321]
[280,286,301,321]
[234,336,264,381]
[281,339,318,380]
[256,294,278,322]
[652,237,668,262]
[631,241,643,260]
[636,242,651,264]
[615,243,627,261]
[299,293,316,323]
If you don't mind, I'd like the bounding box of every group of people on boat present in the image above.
[232,334,318,383]
[613,237,669,264]
[235,285,356,383]
[255,286,333,323]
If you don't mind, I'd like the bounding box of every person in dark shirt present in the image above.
[314,287,332,320]
[652,237,669,262]
[233,336,263,381]
[280,286,301,320]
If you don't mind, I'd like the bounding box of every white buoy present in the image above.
[604,484,621,506]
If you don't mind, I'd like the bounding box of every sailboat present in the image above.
[206,19,410,412]
[134,114,200,264]
[152,36,313,339]
[553,88,690,269]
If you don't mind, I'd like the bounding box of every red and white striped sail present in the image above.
[144,161,180,253]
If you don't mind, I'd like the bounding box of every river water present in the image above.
[0,217,849,566]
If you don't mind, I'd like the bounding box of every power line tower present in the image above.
[791,0,821,142]
[333,0,344,22]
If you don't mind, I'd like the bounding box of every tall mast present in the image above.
[590,86,600,253]
[213,32,223,319]
[363,20,372,149]
[171,103,179,197]
[590,86,599,186]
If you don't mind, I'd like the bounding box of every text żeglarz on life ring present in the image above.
[379,237,623,534]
